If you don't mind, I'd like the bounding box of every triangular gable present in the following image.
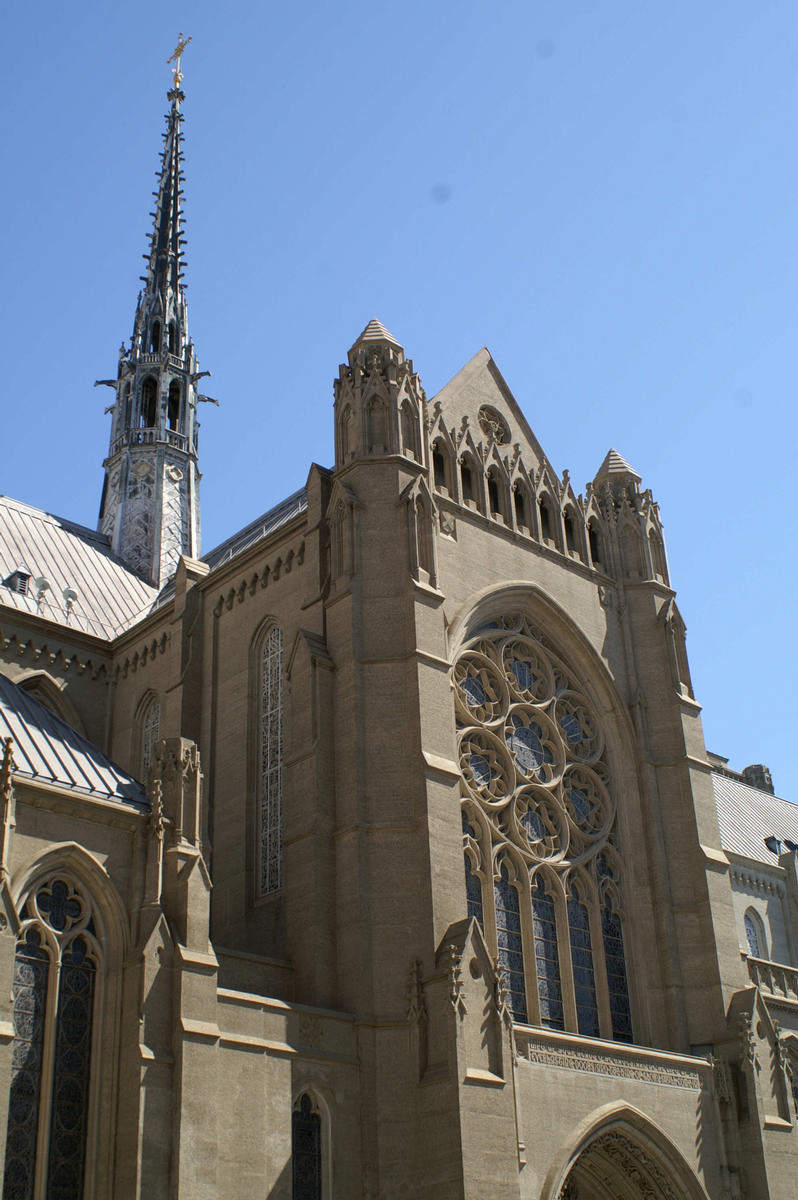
[431,348,557,482]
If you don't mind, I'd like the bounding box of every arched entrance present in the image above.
[556,1126,705,1200]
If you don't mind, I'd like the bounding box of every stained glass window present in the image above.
[140,694,160,783]
[3,878,99,1200]
[744,911,763,958]
[462,814,484,928]
[3,931,49,1200]
[602,906,633,1043]
[259,626,283,895]
[568,894,598,1037]
[532,876,563,1030]
[494,864,527,1022]
[292,1094,321,1200]
[456,612,634,1042]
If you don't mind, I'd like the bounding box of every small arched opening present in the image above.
[167,379,181,431]
[141,376,158,428]
[588,520,604,570]
[150,321,161,353]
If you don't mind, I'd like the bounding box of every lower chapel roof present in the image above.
[0,673,147,807]
[0,496,160,638]
[0,488,309,640]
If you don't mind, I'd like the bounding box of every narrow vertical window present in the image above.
[460,460,474,503]
[462,813,484,928]
[744,910,765,959]
[259,627,283,895]
[539,499,552,541]
[532,875,563,1030]
[46,937,96,1197]
[432,444,447,490]
[167,379,181,431]
[292,1094,322,1200]
[568,890,599,1037]
[588,521,603,568]
[3,930,49,1200]
[140,694,160,783]
[601,904,633,1043]
[3,878,100,1200]
[494,863,527,1022]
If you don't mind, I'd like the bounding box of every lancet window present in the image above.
[292,1094,322,1200]
[3,875,101,1200]
[258,626,284,895]
[455,613,633,1042]
[139,693,160,784]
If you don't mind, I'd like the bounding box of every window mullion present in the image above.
[32,953,61,1200]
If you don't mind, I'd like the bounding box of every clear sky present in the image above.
[1,2,796,797]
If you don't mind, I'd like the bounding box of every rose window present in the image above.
[457,613,633,1042]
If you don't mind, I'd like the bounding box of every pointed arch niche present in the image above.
[453,604,634,1044]
[545,1108,711,1200]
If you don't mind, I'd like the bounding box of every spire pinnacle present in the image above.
[167,32,192,102]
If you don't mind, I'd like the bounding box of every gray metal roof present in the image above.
[202,487,308,571]
[712,772,798,866]
[0,496,159,639]
[0,673,147,807]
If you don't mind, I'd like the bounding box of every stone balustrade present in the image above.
[746,954,798,1004]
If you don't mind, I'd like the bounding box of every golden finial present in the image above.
[167,32,192,88]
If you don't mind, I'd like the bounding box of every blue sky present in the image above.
[1,2,796,797]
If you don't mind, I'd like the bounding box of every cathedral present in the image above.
[0,49,797,1200]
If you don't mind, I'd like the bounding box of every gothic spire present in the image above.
[97,37,207,590]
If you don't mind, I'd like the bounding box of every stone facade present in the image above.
[0,68,797,1200]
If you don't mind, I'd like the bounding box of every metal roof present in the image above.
[0,673,147,807]
[0,496,159,639]
[712,772,798,865]
[202,487,308,572]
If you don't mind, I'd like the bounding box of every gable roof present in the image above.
[0,496,159,639]
[0,673,147,807]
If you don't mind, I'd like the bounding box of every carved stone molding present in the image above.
[516,1032,703,1091]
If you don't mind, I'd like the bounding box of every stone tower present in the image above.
[97,49,207,588]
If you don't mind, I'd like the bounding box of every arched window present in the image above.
[513,484,530,532]
[167,379,181,431]
[588,520,604,570]
[650,531,668,583]
[487,467,507,523]
[744,909,766,959]
[538,497,553,543]
[168,321,177,354]
[292,1094,322,1200]
[455,613,633,1042]
[150,321,161,353]
[432,442,448,491]
[460,456,479,507]
[140,376,158,428]
[494,860,527,1021]
[3,876,100,1200]
[339,404,353,464]
[400,400,419,461]
[139,693,160,783]
[564,509,578,556]
[258,626,283,895]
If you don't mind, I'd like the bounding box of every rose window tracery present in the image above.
[456,613,633,1042]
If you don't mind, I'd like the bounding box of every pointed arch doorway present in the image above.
[556,1126,707,1200]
